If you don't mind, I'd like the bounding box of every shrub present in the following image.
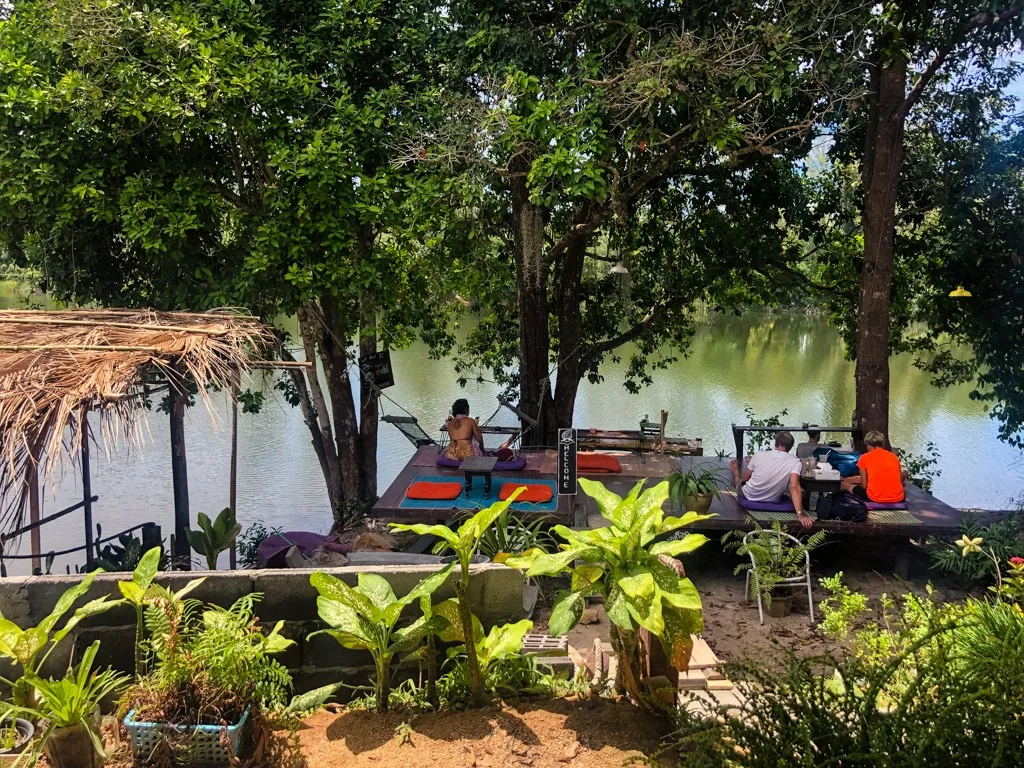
[929,514,1024,585]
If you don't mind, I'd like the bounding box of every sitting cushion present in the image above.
[865,501,908,511]
[498,483,554,503]
[737,496,795,512]
[435,455,463,468]
[577,453,622,473]
[494,456,527,471]
[406,481,463,501]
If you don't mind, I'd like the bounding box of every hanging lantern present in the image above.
[609,261,629,275]
[948,285,972,297]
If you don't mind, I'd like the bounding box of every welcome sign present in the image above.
[558,428,577,495]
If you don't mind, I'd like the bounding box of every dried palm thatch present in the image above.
[0,308,276,532]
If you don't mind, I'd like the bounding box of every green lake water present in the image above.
[5,287,1020,574]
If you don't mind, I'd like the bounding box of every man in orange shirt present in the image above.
[841,430,906,503]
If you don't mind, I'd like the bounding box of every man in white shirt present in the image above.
[730,431,812,529]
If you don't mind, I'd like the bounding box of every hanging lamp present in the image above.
[948,285,972,297]
[609,261,629,275]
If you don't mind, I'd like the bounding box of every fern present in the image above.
[726,521,826,607]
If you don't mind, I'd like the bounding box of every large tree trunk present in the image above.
[552,233,588,431]
[358,320,379,502]
[510,154,556,447]
[855,56,907,441]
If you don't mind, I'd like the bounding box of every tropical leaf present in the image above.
[40,570,96,633]
[392,614,448,652]
[571,563,605,593]
[618,564,656,599]
[478,619,533,666]
[389,523,459,547]
[310,572,381,622]
[132,547,161,590]
[650,534,709,558]
[457,490,522,545]
[283,683,340,715]
[577,478,623,521]
[549,591,585,636]
[358,573,397,610]
[433,598,481,644]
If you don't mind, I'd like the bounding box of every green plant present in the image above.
[185,507,242,570]
[237,521,280,569]
[310,567,453,713]
[437,620,543,705]
[929,515,1024,585]
[818,572,868,639]
[742,406,789,454]
[473,506,553,561]
[725,521,826,608]
[667,463,725,509]
[124,593,295,727]
[26,640,129,758]
[394,721,413,746]
[0,571,116,708]
[506,478,709,710]
[894,441,942,489]
[117,547,206,677]
[391,489,525,705]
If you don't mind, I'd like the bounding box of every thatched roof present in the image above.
[0,308,276,529]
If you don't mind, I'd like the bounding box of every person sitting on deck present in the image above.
[444,398,484,462]
[730,431,812,529]
[796,426,821,459]
[841,430,906,504]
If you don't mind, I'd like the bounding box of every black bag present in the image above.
[816,491,868,522]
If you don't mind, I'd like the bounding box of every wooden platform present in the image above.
[373,448,970,537]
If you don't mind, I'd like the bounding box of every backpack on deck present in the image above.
[816,491,868,522]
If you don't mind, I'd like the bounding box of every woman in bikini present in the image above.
[444,399,485,461]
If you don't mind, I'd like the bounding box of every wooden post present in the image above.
[168,384,191,569]
[27,461,40,573]
[81,411,95,568]
[229,375,238,570]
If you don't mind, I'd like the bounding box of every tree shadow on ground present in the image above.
[324,709,399,753]
[522,697,671,754]
[409,705,541,744]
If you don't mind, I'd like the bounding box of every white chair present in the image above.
[742,529,815,625]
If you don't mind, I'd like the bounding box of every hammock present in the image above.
[381,415,437,448]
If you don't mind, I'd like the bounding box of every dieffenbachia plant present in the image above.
[506,478,710,708]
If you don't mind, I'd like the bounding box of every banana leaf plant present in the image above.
[185,507,241,570]
[0,570,116,709]
[506,478,711,710]
[310,565,454,712]
[390,487,525,705]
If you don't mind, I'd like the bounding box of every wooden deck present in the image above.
[373,448,970,537]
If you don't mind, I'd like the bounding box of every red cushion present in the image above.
[499,483,554,503]
[406,481,463,501]
[577,453,622,473]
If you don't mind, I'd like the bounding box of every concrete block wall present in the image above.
[0,564,525,694]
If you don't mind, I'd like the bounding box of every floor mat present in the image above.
[746,508,921,526]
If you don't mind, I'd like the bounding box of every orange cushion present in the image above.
[499,483,554,503]
[406,481,463,500]
[577,453,622,473]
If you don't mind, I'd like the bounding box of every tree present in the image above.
[0,0,455,527]
[847,2,1023,440]
[407,1,860,445]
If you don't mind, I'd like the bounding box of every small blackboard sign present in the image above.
[558,428,577,495]
[358,350,395,390]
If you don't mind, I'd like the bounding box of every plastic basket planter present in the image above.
[123,708,249,766]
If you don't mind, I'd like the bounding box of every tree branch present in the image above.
[583,303,664,366]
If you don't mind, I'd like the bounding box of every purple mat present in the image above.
[258,531,351,568]
[865,501,908,510]
[435,455,528,471]
[738,496,796,512]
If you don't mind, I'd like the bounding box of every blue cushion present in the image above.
[865,501,908,511]
[737,496,795,512]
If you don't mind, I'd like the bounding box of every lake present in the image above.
[10,307,1023,575]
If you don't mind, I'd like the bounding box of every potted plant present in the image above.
[727,521,827,618]
[0,709,34,764]
[120,591,294,765]
[26,641,129,768]
[667,463,726,515]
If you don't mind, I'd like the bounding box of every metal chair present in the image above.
[742,528,815,625]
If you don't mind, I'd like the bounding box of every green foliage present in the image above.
[666,463,726,509]
[391,490,525,704]
[91,528,164,574]
[818,572,868,640]
[894,441,942,488]
[236,521,279,570]
[125,592,294,726]
[0,571,116,708]
[741,406,789,454]
[310,566,453,713]
[929,515,1024,585]
[185,507,241,571]
[27,641,129,757]
[507,478,707,705]
[470,507,553,561]
[725,521,826,608]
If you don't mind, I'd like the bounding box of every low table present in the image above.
[461,455,498,498]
